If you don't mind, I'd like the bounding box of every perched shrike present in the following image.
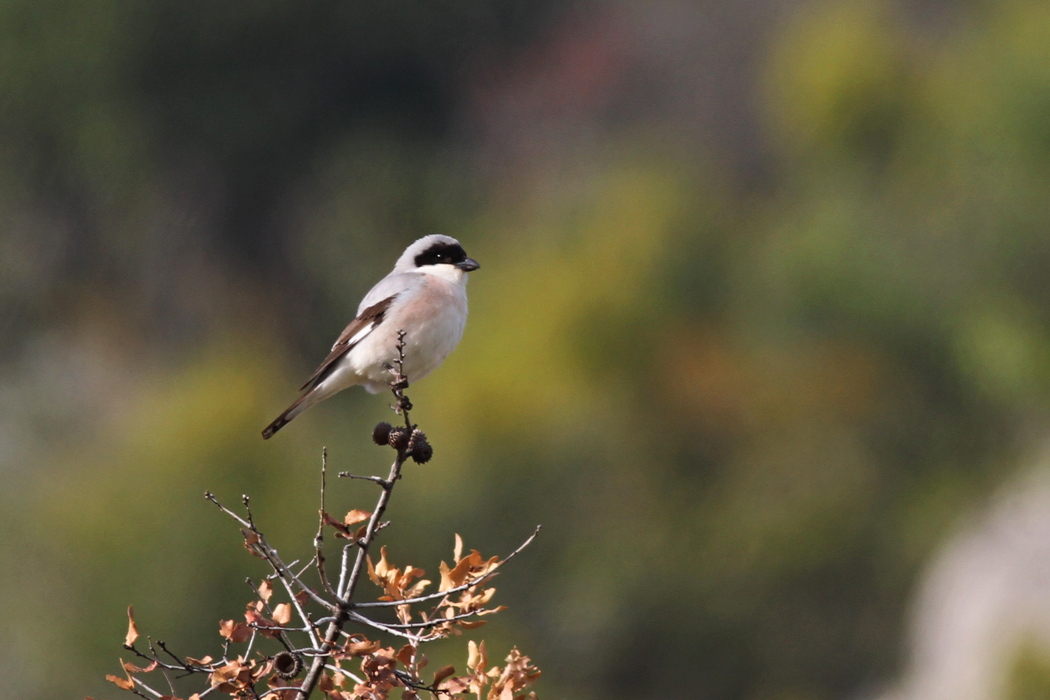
[262,235,479,439]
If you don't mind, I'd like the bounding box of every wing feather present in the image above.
[298,294,397,391]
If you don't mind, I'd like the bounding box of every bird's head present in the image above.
[396,235,480,281]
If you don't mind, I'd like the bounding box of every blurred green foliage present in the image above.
[1008,638,1050,700]
[4,1,1050,699]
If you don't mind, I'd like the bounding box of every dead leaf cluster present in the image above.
[110,519,539,700]
[436,642,541,700]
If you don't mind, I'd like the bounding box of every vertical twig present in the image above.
[314,448,337,599]
[297,330,414,698]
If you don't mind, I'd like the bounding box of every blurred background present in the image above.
[4,0,1050,698]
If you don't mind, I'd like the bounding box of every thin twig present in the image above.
[157,664,177,697]
[324,664,365,685]
[337,473,389,485]
[336,543,354,599]
[131,677,164,699]
[349,607,490,631]
[258,688,307,699]
[340,457,401,602]
[342,610,422,641]
[315,448,338,599]
[123,642,199,676]
[208,490,337,616]
[242,494,255,529]
[242,629,258,664]
[204,491,252,528]
[272,570,324,650]
[157,639,209,674]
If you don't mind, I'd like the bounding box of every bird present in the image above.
[262,235,479,439]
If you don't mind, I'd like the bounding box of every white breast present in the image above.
[350,274,468,392]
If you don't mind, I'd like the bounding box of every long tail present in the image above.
[261,394,311,439]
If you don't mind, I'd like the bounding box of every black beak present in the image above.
[456,258,480,272]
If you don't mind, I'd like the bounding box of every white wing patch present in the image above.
[336,320,378,351]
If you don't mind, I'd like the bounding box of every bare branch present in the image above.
[336,542,354,600]
[349,607,488,631]
[314,448,338,600]
[337,473,389,485]
[204,491,251,528]
[344,610,422,641]
[324,664,365,685]
[131,677,164,699]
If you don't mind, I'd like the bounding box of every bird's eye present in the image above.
[414,244,462,268]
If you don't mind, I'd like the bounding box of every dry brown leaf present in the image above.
[467,640,487,673]
[432,665,456,685]
[488,647,542,700]
[122,660,158,674]
[258,580,274,603]
[105,674,134,691]
[344,509,371,526]
[185,655,214,666]
[396,644,414,666]
[374,546,393,579]
[443,556,474,589]
[241,529,264,558]
[402,565,426,585]
[219,619,252,643]
[124,606,140,646]
[437,561,454,592]
[272,603,292,625]
[346,638,381,656]
[471,588,497,607]
[210,659,253,691]
[322,511,353,539]
[245,606,282,638]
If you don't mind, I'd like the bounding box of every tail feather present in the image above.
[262,395,310,439]
[263,370,360,439]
